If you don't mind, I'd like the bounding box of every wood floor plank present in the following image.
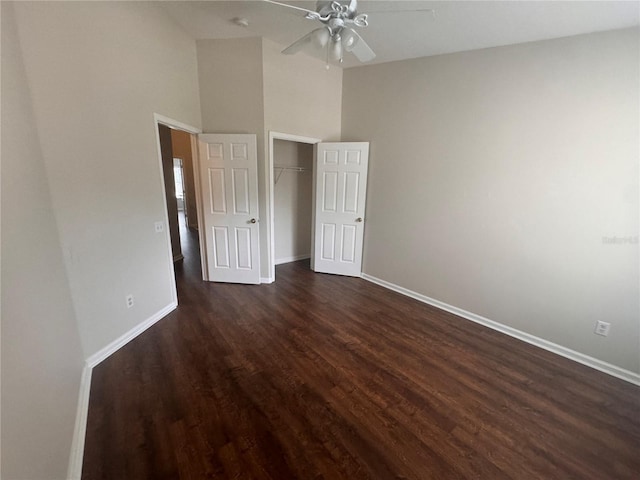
[82,225,640,479]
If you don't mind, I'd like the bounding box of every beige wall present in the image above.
[197,37,265,137]
[274,140,314,263]
[12,1,202,359]
[171,129,198,228]
[262,38,342,142]
[1,3,85,478]
[197,38,343,278]
[342,28,639,373]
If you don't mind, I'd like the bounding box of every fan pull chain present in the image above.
[325,42,330,70]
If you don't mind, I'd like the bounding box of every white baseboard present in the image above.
[67,364,92,480]
[86,302,177,368]
[261,277,274,284]
[275,254,310,266]
[361,273,640,386]
[68,302,179,478]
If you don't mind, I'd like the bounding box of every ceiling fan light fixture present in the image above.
[342,29,358,51]
[313,27,331,48]
[330,35,343,62]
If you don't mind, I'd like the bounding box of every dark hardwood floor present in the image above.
[82,222,640,479]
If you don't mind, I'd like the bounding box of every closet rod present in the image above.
[274,164,309,184]
[274,164,308,172]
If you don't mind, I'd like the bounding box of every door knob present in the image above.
[356,217,363,222]
[250,218,257,224]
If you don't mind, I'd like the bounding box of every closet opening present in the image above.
[273,139,313,266]
[267,132,321,282]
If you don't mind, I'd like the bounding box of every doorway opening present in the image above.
[154,114,201,303]
[173,158,186,222]
[170,157,202,272]
[158,124,200,263]
[267,132,321,282]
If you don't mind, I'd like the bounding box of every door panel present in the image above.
[323,172,338,211]
[343,172,360,212]
[341,225,357,262]
[213,226,230,268]
[232,168,250,214]
[321,224,336,260]
[209,169,226,213]
[198,134,260,284]
[235,227,253,269]
[313,142,369,277]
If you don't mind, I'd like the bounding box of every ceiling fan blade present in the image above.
[262,0,321,20]
[346,0,358,16]
[346,28,376,62]
[282,28,324,55]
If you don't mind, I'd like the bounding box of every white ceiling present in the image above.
[161,1,640,68]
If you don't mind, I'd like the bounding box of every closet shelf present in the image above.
[274,164,309,184]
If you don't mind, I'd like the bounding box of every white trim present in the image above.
[191,133,209,281]
[267,131,322,283]
[153,121,178,307]
[67,301,178,478]
[261,277,274,284]
[153,114,203,296]
[361,273,640,386]
[310,146,318,272]
[67,365,92,480]
[86,302,177,368]
[275,254,311,265]
[154,113,201,135]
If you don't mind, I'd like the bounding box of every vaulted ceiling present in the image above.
[162,1,639,67]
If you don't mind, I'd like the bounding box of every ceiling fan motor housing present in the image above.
[328,17,345,31]
[317,1,356,17]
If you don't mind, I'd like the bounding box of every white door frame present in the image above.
[266,131,321,283]
[153,114,202,300]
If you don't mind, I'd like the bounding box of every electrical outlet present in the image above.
[154,221,164,233]
[594,321,611,337]
[125,294,134,309]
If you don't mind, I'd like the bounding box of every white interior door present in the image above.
[312,142,369,277]
[198,134,260,284]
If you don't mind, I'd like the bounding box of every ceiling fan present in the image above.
[263,0,434,65]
